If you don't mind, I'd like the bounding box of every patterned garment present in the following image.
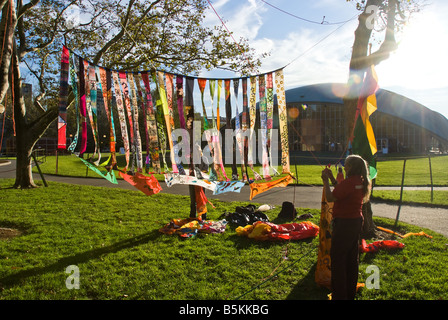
[249,174,293,200]
[119,171,162,196]
[274,69,290,174]
[112,71,131,171]
[58,46,70,150]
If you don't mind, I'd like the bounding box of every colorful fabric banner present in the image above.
[119,71,135,169]
[157,71,178,173]
[351,65,378,180]
[225,79,238,180]
[258,75,271,180]
[79,158,117,184]
[315,187,333,289]
[213,180,245,195]
[78,56,87,155]
[164,172,217,192]
[184,77,195,175]
[247,77,262,180]
[233,79,247,181]
[119,171,162,196]
[67,53,80,153]
[58,46,70,149]
[266,72,279,176]
[274,69,290,174]
[249,174,293,200]
[88,65,100,165]
[141,71,161,174]
[99,66,116,167]
[128,73,143,172]
[112,71,131,171]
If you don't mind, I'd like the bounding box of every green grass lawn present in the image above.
[1,179,447,300]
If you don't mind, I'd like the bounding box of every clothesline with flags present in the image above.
[57,45,293,203]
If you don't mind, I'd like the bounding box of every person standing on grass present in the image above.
[321,154,371,300]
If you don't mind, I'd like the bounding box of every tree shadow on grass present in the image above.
[0,229,162,288]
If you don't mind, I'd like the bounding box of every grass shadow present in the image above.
[0,229,162,288]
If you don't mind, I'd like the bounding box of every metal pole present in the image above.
[393,158,406,233]
[428,155,434,203]
[32,154,48,187]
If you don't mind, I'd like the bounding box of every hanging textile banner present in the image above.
[164,172,217,192]
[249,174,293,200]
[225,79,238,180]
[79,158,117,184]
[266,72,279,176]
[233,79,247,181]
[210,80,227,181]
[275,69,290,174]
[258,75,271,180]
[242,78,249,174]
[88,65,101,165]
[58,46,70,149]
[67,53,80,153]
[112,71,130,171]
[141,71,161,174]
[128,72,143,172]
[248,77,262,180]
[184,77,195,175]
[119,71,135,169]
[134,73,151,173]
[315,187,333,289]
[217,80,222,131]
[99,67,117,167]
[213,180,245,195]
[78,56,88,155]
[157,71,178,173]
[120,171,162,196]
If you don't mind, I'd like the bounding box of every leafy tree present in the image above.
[344,0,423,238]
[0,0,262,188]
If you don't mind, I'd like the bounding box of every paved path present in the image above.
[1,159,447,237]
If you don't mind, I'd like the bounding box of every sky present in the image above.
[200,0,448,119]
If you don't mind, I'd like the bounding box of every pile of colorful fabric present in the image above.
[236,221,319,241]
[359,239,405,253]
[159,218,228,238]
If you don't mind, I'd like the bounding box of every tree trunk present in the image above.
[11,41,58,189]
[361,201,376,238]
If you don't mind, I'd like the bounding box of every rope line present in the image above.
[233,243,318,300]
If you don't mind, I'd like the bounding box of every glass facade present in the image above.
[286,102,448,154]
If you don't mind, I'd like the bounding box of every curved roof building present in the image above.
[285,83,448,154]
